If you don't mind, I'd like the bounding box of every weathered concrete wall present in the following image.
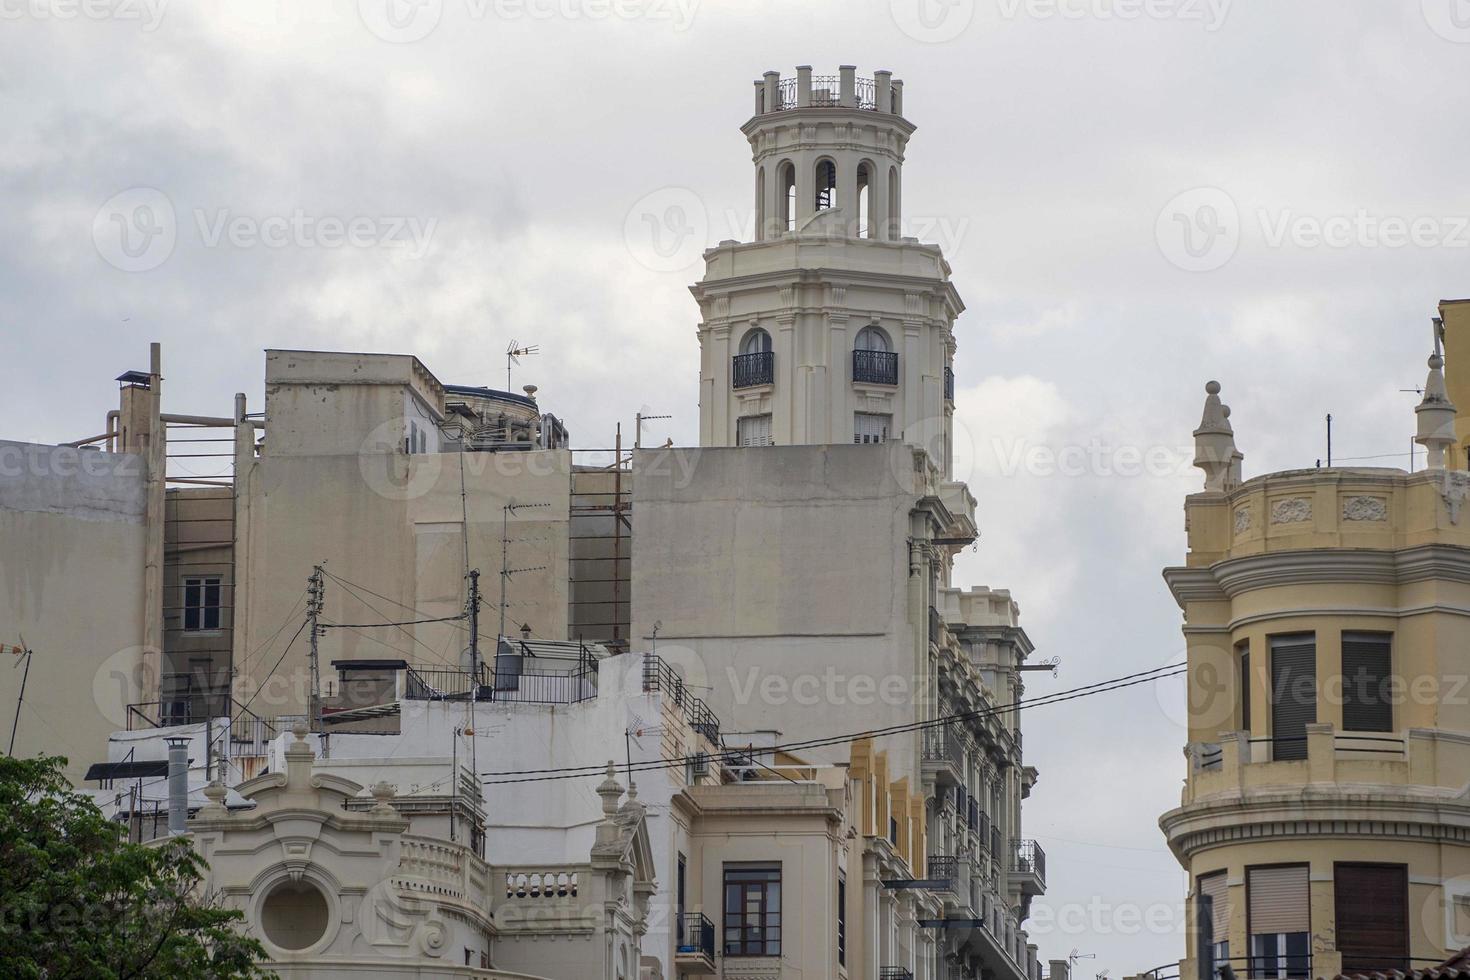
[630,442,924,780]
[0,441,147,781]
[234,448,574,718]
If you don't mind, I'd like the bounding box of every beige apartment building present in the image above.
[1157,299,1470,977]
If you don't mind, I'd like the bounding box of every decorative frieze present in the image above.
[1233,507,1252,535]
[1269,497,1312,525]
[1341,495,1387,523]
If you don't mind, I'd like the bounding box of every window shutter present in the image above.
[738,415,773,447]
[1341,634,1393,733]
[1335,864,1407,971]
[1270,636,1316,761]
[1199,872,1229,943]
[1237,642,1251,732]
[1248,865,1309,935]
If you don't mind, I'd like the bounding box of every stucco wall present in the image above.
[631,443,925,780]
[0,441,147,781]
[234,448,573,718]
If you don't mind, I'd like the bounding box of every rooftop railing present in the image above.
[643,653,722,745]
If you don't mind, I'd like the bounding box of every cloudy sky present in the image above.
[5,0,1470,968]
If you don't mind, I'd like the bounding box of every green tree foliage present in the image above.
[0,754,273,979]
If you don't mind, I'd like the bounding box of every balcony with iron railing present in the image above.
[674,912,716,974]
[880,969,915,980]
[922,724,965,785]
[732,351,773,389]
[944,365,955,402]
[1010,839,1045,896]
[926,853,972,910]
[854,349,899,385]
[759,71,892,114]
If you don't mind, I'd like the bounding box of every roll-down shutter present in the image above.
[1270,636,1316,761]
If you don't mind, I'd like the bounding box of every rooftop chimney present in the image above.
[165,736,189,835]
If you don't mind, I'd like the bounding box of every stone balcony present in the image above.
[1163,723,1470,862]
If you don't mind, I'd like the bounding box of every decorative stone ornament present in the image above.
[1270,497,1313,525]
[1194,381,1242,492]
[1416,346,1457,471]
[1342,496,1388,522]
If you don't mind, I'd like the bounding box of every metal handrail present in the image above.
[733,351,774,388]
[854,349,899,385]
[676,912,715,959]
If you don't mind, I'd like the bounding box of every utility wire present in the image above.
[322,613,467,629]
[479,662,1186,785]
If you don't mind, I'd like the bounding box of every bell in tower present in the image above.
[692,65,962,474]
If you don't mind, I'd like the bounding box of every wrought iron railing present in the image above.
[402,661,597,705]
[944,365,955,401]
[676,911,715,960]
[929,605,943,646]
[854,349,899,385]
[855,75,877,111]
[733,351,774,388]
[761,74,884,113]
[1011,838,1046,886]
[880,969,915,980]
[643,653,722,745]
[775,76,796,110]
[922,724,965,772]
[810,75,841,105]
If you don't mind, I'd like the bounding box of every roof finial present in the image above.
[1416,348,1457,471]
[1193,381,1241,492]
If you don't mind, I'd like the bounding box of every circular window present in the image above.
[260,879,330,951]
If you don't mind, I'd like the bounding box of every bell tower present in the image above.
[692,65,962,472]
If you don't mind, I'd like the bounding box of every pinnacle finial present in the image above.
[1194,380,1241,491]
[1416,348,1457,470]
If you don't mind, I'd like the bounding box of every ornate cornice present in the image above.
[1164,544,1470,608]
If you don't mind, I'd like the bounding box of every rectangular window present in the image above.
[677,853,687,948]
[1197,872,1229,978]
[854,412,891,444]
[1335,863,1407,972]
[1269,634,1316,761]
[723,863,781,957]
[183,576,222,632]
[1341,633,1393,733]
[1248,865,1309,978]
[1238,640,1252,732]
[837,874,846,966]
[737,414,773,447]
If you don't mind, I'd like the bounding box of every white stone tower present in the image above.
[692,65,962,470]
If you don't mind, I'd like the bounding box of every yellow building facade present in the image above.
[1159,311,1470,977]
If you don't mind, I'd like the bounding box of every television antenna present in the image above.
[506,341,540,390]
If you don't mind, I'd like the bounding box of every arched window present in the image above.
[856,162,872,238]
[741,328,772,355]
[778,161,796,233]
[855,325,889,352]
[815,159,837,212]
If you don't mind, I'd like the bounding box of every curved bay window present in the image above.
[853,325,898,385]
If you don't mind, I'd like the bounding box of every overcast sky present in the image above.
[5,0,1470,969]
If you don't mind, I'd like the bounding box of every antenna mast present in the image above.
[506,341,540,390]
[307,564,326,748]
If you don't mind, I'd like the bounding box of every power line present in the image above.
[479,662,1186,785]
[321,613,467,629]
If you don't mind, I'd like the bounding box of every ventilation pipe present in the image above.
[166,736,190,835]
